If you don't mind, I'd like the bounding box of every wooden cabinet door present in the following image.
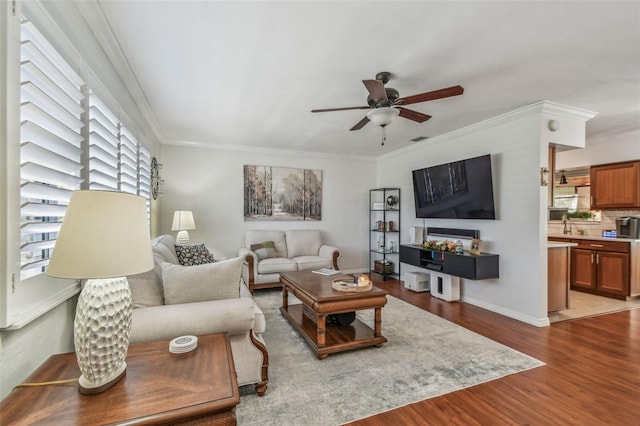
[596,251,630,297]
[571,248,596,290]
[590,161,640,209]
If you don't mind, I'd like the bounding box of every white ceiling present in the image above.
[87,1,639,157]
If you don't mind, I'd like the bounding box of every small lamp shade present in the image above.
[171,210,196,245]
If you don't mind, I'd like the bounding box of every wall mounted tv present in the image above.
[412,154,496,219]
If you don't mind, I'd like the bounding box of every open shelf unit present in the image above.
[369,188,400,280]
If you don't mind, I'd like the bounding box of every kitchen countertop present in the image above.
[547,241,578,248]
[548,234,640,243]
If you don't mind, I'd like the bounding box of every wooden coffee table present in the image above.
[1,333,240,425]
[280,270,388,359]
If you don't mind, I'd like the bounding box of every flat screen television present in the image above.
[412,154,496,219]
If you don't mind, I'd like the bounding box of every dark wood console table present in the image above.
[1,333,240,425]
[400,244,499,280]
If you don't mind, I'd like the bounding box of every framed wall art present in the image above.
[244,165,322,221]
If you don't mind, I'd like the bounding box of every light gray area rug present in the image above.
[237,291,544,426]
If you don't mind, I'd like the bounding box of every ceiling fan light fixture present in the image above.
[366,107,399,127]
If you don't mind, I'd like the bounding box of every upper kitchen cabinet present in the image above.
[590,160,640,209]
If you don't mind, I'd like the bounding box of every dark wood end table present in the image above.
[0,333,240,425]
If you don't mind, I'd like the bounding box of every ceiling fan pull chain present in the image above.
[381,125,386,146]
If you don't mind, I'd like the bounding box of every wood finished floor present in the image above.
[345,279,640,426]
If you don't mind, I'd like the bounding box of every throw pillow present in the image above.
[250,240,278,260]
[161,257,242,305]
[175,244,215,266]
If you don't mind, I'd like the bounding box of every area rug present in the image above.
[237,291,544,426]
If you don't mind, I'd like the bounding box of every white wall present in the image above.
[556,134,640,169]
[0,297,76,399]
[158,144,376,271]
[376,102,594,326]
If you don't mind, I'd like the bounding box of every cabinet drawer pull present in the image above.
[591,253,594,263]
[596,254,600,264]
[589,244,604,248]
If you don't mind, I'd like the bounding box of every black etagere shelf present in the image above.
[369,188,400,280]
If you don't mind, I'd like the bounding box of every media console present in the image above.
[399,244,499,280]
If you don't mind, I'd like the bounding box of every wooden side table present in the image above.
[1,333,240,425]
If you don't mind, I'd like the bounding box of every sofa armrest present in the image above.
[130,297,256,344]
[319,244,341,270]
[239,247,259,292]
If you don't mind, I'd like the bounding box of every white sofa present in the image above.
[239,229,340,292]
[127,235,269,395]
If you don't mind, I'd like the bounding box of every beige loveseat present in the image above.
[127,235,268,395]
[239,229,340,292]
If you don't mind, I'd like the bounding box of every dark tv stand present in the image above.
[399,244,499,280]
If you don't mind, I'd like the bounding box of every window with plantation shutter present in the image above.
[119,126,139,194]
[139,145,152,218]
[88,93,119,190]
[19,20,85,281]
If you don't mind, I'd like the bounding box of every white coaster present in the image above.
[169,335,198,354]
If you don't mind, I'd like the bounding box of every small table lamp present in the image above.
[47,190,153,395]
[171,210,196,245]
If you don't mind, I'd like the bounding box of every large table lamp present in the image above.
[47,190,153,395]
[171,210,196,245]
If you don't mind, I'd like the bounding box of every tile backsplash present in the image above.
[548,209,640,237]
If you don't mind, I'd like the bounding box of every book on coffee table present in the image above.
[312,268,340,276]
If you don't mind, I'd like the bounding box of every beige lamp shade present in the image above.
[47,190,154,279]
[171,210,196,231]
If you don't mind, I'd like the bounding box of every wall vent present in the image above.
[410,136,429,142]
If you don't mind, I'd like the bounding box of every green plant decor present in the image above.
[566,210,593,219]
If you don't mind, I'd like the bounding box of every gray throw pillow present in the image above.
[250,241,278,260]
[161,257,242,305]
[175,244,215,266]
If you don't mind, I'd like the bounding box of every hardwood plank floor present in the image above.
[345,279,640,426]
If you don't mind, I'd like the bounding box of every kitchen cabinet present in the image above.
[590,161,640,209]
[548,242,575,312]
[570,239,630,299]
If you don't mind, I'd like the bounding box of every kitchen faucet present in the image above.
[562,215,571,235]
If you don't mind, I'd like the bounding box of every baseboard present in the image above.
[462,296,551,327]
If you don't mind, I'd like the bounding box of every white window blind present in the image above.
[19,20,85,281]
[88,93,119,190]
[119,126,139,194]
[138,145,152,219]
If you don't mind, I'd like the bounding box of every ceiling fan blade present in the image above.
[397,85,464,105]
[350,116,370,131]
[311,106,370,113]
[397,107,432,123]
[362,79,388,101]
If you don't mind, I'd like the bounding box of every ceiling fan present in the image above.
[311,71,464,133]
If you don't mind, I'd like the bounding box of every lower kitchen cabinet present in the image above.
[570,242,630,299]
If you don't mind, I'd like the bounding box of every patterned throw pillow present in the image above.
[175,244,215,266]
[250,241,278,260]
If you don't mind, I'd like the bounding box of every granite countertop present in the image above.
[548,234,640,243]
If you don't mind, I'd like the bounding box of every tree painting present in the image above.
[244,165,322,221]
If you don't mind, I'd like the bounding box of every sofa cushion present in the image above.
[245,230,287,258]
[128,263,164,308]
[250,240,278,260]
[291,255,332,271]
[162,257,243,305]
[152,234,179,264]
[257,257,297,274]
[175,244,215,265]
[286,230,323,258]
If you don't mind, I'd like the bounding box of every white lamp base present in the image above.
[176,230,190,245]
[74,277,132,395]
